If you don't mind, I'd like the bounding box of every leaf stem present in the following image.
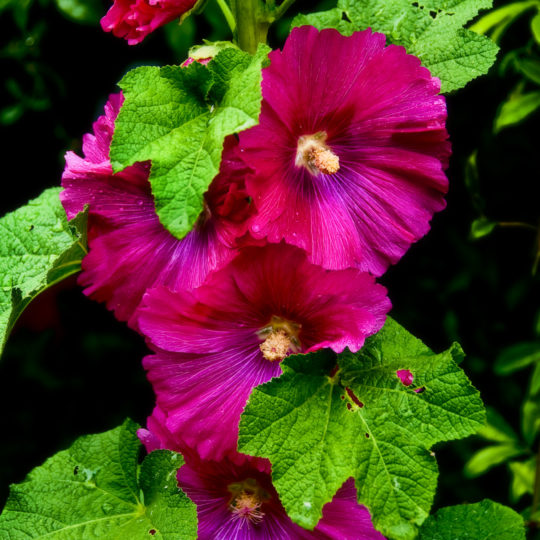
[215,0,236,33]
[498,221,538,231]
[274,0,297,19]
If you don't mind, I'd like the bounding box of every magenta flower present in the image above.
[101,0,197,45]
[238,26,451,277]
[137,243,390,460]
[61,93,254,327]
[177,452,385,539]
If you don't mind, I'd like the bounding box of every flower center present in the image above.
[228,478,270,526]
[258,316,302,362]
[295,132,340,175]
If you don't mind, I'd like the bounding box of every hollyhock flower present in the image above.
[177,452,386,539]
[138,243,390,460]
[238,26,451,277]
[61,93,254,327]
[101,0,197,45]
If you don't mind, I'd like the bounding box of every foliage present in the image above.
[0,420,198,539]
[291,0,499,92]
[0,188,86,354]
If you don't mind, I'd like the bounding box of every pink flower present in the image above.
[239,26,451,277]
[177,452,386,539]
[101,0,197,45]
[61,93,254,327]
[137,243,390,461]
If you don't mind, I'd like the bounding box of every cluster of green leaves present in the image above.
[0,188,86,355]
[0,420,198,538]
[110,44,269,240]
[472,0,540,132]
[464,340,540,509]
[239,318,486,539]
[291,0,499,92]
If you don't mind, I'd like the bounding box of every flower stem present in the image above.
[215,0,236,33]
[230,0,270,53]
[274,0,296,19]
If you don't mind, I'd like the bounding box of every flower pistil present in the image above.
[295,131,340,175]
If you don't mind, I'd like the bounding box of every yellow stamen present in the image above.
[260,329,291,362]
[296,131,340,175]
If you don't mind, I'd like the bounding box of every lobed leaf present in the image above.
[239,318,485,539]
[110,45,269,240]
[0,187,87,356]
[292,0,499,92]
[417,499,526,539]
[0,419,197,539]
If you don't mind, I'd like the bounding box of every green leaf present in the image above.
[293,0,499,92]
[494,90,540,132]
[477,407,519,443]
[464,444,526,477]
[509,458,535,502]
[54,0,102,24]
[0,187,87,356]
[292,8,354,35]
[470,1,538,43]
[110,45,269,240]
[471,217,497,239]
[417,499,526,539]
[494,341,540,375]
[0,419,197,539]
[532,11,540,43]
[522,397,540,445]
[239,318,485,539]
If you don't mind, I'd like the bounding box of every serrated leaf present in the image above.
[110,45,269,240]
[417,499,526,539]
[291,8,355,35]
[293,0,498,92]
[494,341,540,375]
[0,187,87,356]
[239,318,485,539]
[0,419,197,539]
[464,444,526,477]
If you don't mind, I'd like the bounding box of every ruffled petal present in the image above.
[239,26,450,276]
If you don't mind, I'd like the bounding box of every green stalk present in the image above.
[230,0,270,53]
[215,0,236,33]
[274,0,296,19]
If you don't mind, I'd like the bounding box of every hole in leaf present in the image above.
[340,395,345,400]
[28,224,34,231]
[414,386,426,394]
[345,387,363,407]
[396,369,414,386]
[429,10,437,17]
[346,403,352,410]
[73,466,79,475]
[365,433,370,438]
[149,530,156,536]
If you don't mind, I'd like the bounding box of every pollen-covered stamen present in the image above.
[260,329,291,362]
[228,478,269,526]
[295,131,340,175]
[258,315,302,362]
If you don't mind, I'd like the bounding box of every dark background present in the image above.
[1,0,539,529]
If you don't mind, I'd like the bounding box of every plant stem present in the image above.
[215,0,236,33]
[274,0,297,19]
[498,221,538,231]
[230,0,270,53]
[531,443,540,520]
